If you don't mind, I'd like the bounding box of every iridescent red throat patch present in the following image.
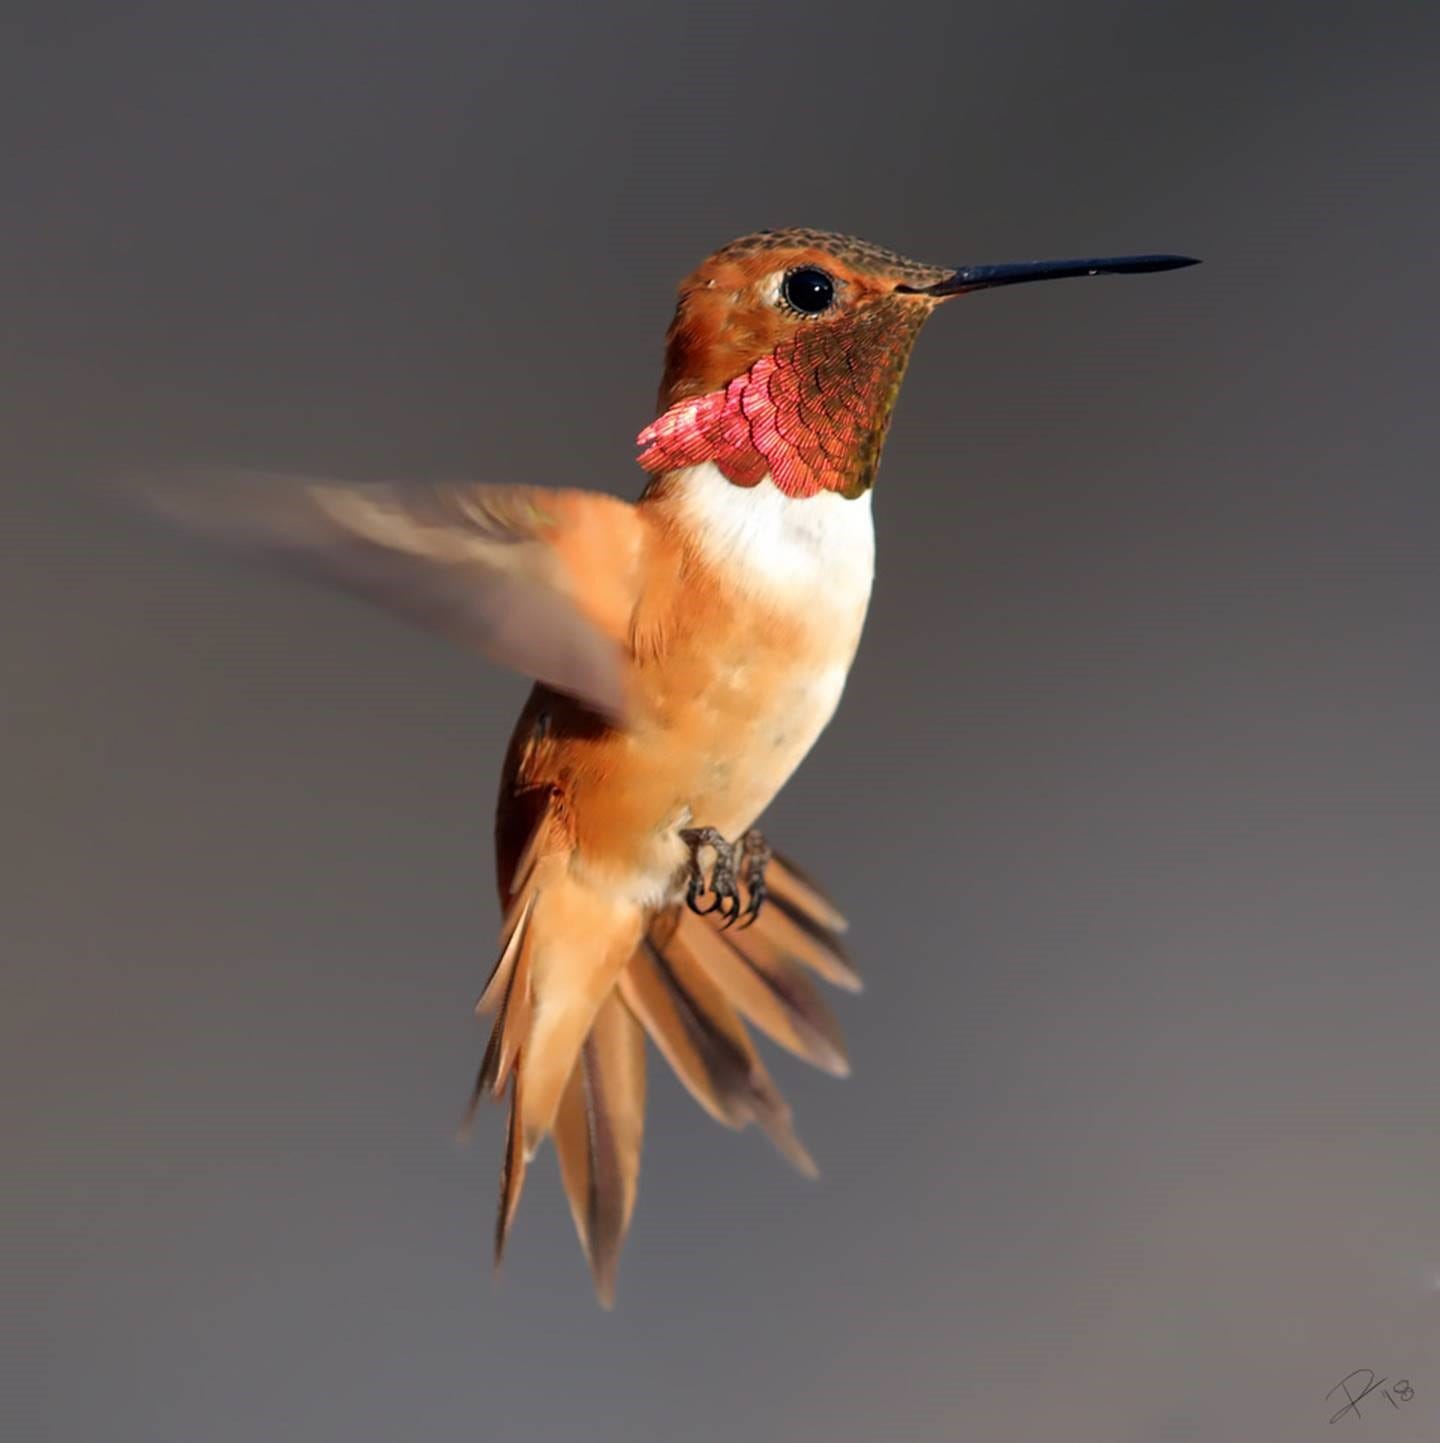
[636,298,930,500]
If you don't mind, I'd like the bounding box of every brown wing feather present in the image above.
[131,468,640,719]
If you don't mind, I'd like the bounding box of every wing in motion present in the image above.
[130,469,643,720]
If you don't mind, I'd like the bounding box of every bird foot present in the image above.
[681,827,771,928]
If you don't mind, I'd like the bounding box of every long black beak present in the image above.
[904,253,1200,298]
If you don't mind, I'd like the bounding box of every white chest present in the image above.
[668,462,876,641]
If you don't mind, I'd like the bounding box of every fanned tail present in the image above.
[472,827,858,1306]
[469,795,645,1295]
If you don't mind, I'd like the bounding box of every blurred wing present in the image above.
[133,469,641,719]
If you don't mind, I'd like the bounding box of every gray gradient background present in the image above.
[4,2,1440,1440]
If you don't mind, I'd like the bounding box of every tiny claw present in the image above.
[736,876,766,930]
[685,868,706,913]
[709,865,741,926]
[736,828,772,928]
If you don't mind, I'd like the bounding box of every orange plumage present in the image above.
[138,228,1197,1305]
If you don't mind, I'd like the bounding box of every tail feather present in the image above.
[474,911,534,1099]
[487,872,642,1264]
[619,925,816,1176]
[469,865,551,1107]
[494,1065,528,1263]
[475,831,853,1304]
[769,850,850,936]
[677,911,850,1077]
[475,890,536,1017]
[516,881,644,1159]
[552,991,646,1308]
[757,890,862,993]
[469,819,565,1109]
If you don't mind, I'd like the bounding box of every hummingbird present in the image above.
[139,228,1197,1306]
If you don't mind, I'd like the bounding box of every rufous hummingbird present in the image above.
[139,229,1197,1306]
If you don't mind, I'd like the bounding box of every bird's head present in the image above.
[637,227,1196,499]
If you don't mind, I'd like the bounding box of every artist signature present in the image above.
[1327,1369,1416,1423]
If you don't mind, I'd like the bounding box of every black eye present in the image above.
[782,266,836,315]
